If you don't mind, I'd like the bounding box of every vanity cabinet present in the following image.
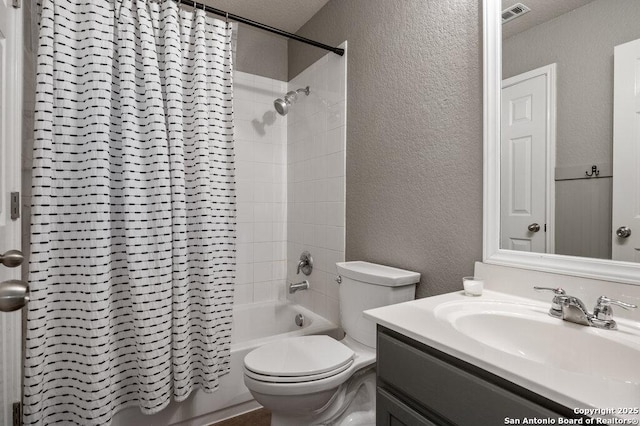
[376,326,586,426]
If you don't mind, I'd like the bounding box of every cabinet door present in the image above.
[378,331,565,424]
[377,388,438,426]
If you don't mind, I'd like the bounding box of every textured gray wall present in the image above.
[236,23,288,81]
[503,0,640,168]
[289,1,483,297]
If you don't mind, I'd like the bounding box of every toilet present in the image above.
[243,261,420,425]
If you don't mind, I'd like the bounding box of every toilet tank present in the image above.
[336,261,420,348]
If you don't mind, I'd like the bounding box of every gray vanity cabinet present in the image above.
[376,326,586,426]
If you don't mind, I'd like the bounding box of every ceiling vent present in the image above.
[502,3,531,24]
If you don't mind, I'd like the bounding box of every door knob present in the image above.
[0,250,23,268]
[616,226,631,238]
[0,280,29,312]
[527,223,541,232]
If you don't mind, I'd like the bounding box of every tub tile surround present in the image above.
[233,42,347,329]
[233,71,289,306]
[286,43,347,326]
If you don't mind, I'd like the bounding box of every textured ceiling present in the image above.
[202,0,598,42]
[202,0,330,33]
[502,0,596,39]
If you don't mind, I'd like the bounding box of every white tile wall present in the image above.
[227,43,346,322]
[286,44,347,326]
[233,71,288,305]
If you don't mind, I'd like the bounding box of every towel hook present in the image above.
[585,165,600,177]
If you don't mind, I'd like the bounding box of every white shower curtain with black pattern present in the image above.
[24,0,236,424]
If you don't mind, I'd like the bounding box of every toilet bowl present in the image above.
[245,335,375,424]
[243,261,420,425]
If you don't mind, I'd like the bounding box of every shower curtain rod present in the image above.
[175,0,345,56]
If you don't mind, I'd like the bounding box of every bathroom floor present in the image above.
[212,408,271,425]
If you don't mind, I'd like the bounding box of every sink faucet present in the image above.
[558,295,591,326]
[534,287,637,330]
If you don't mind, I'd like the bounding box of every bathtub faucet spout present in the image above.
[289,280,310,294]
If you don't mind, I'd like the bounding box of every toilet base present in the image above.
[269,367,376,426]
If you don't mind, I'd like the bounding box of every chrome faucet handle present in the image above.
[296,251,313,275]
[533,286,566,294]
[533,286,566,318]
[593,296,637,321]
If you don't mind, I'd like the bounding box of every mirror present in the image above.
[483,0,640,285]
[500,0,640,260]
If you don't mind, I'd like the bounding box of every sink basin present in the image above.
[365,290,640,419]
[434,300,640,385]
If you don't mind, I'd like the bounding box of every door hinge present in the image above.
[12,401,22,426]
[12,0,21,8]
[10,192,20,220]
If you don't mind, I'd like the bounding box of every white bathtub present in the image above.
[112,301,337,426]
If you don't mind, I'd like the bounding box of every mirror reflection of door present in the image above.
[500,65,555,253]
[612,38,640,262]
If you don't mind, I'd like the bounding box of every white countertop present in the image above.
[364,290,640,422]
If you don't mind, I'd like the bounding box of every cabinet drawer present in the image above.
[377,387,438,426]
[378,331,562,425]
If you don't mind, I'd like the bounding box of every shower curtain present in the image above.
[23,0,236,424]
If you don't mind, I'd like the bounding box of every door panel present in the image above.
[612,38,640,262]
[501,72,548,252]
[0,0,24,424]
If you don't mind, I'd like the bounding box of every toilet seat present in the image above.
[245,359,354,383]
[244,335,354,382]
[243,335,376,397]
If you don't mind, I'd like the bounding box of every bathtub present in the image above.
[112,301,338,426]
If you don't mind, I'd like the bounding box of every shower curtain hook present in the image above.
[225,12,229,24]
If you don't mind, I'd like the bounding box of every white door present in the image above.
[501,65,556,253]
[0,0,24,424]
[613,38,640,262]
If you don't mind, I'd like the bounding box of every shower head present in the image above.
[274,97,289,116]
[274,86,310,116]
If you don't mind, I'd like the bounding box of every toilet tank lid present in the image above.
[336,261,420,287]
